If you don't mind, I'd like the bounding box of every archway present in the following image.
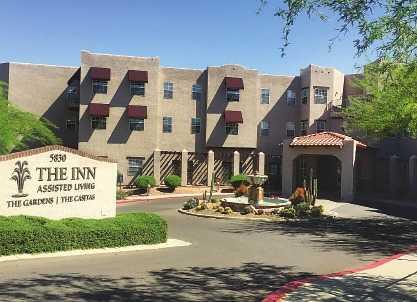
[293,154,342,200]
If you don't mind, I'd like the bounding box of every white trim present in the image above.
[9,62,77,69]
[0,239,191,263]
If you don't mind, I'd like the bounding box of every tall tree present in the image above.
[0,81,61,155]
[259,0,417,62]
[343,61,417,138]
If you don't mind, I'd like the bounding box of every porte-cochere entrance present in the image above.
[294,155,341,200]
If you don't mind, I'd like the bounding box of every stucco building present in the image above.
[1,51,416,201]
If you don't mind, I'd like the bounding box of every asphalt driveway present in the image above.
[0,198,416,301]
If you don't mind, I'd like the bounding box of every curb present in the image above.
[117,193,234,205]
[178,209,337,222]
[262,244,417,302]
[178,209,284,222]
[0,239,191,263]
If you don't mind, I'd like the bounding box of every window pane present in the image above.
[92,80,108,94]
[129,118,145,131]
[226,89,240,102]
[286,90,296,105]
[225,123,239,135]
[286,122,295,137]
[164,81,173,99]
[302,88,308,104]
[261,88,270,104]
[128,158,143,176]
[91,117,106,129]
[66,120,77,130]
[130,82,145,96]
[316,120,326,132]
[314,87,328,104]
[163,117,172,133]
[191,118,201,134]
[261,120,269,136]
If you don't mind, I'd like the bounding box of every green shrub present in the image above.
[116,189,129,200]
[135,175,156,189]
[230,174,248,189]
[164,175,181,190]
[311,205,324,217]
[279,207,296,219]
[0,213,167,256]
[183,198,199,210]
[294,202,311,217]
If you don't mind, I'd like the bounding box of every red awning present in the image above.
[127,105,147,119]
[88,103,110,117]
[224,110,243,123]
[225,77,244,90]
[128,70,148,82]
[90,67,111,81]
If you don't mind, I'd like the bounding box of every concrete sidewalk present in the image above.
[264,248,417,301]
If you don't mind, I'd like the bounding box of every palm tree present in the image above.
[11,161,31,197]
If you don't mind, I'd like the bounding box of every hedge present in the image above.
[135,175,156,189]
[0,213,167,256]
[164,175,181,190]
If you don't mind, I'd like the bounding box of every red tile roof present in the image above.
[290,132,367,148]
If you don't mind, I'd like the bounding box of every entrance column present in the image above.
[340,138,356,202]
[409,155,417,198]
[154,149,161,186]
[389,154,400,196]
[258,152,265,175]
[181,149,188,186]
[282,140,294,197]
[233,151,240,176]
[207,150,214,186]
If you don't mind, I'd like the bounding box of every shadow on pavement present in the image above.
[221,217,417,256]
[0,263,312,302]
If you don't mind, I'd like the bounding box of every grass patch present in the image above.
[0,213,167,256]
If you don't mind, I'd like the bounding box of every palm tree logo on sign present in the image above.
[10,161,31,198]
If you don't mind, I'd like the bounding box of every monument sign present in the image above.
[0,146,117,219]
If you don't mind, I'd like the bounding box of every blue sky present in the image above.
[1,0,374,75]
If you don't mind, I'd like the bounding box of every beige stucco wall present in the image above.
[78,51,161,182]
[257,74,300,154]
[6,63,79,148]
[300,65,344,134]
[0,147,117,219]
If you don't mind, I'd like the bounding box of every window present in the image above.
[66,120,77,130]
[300,120,308,136]
[191,118,201,134]
[129,118,145,131]
[316,119,326,133]
[314,87,328,104]
[130,81,145,96]
[66,86,79,105]
[269,163,279,176]
[163,117,172,133]
[261,88,270,104]
[286,90,296,105]
[92,80,108,94]
[225,123,239,135]
[226,89,240,102]
[301,88,308,104]
[91,116,106,129]
[164,81,173,99]
[127,157,143,176]
[260,120,270,136]
[286,122,295,138]
[192,84,202,100]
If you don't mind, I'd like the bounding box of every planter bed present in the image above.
[0,213,167,256]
